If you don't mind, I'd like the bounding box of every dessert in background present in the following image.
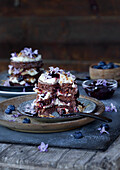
[8,47,43,86]
[33,67,80,117]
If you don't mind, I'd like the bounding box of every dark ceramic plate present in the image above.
[0,85,34,92]
[17,98,98,123]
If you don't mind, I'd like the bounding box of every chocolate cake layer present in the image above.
[11,61,43,69]
[38,82,59,93]
[36,106,55,117]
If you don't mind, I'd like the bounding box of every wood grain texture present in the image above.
[0,0,120,17]
[1,16,120,44]
[0,135,120,170]
[0,1,120,72]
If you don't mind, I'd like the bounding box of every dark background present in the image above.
[0,0,120,72]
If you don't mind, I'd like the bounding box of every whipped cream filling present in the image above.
[38,70,76,86]
[9,76,36,84]
[58,73,75,85]
[26,77,36,83]
[9,66,39,76]
[54,98,70,106]
[37,92,52,101]
[21,68,38,76]
[9,77,26,85]
[57,90,71,97]
[39,73,58,85]
[11,54,42,62]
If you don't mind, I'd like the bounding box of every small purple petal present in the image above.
[33,49,38,55]
[98,127,109,134]
[105,106,111,112]
[13,68,20,75]
[3,80,10,86]
[38,142,48,152]
[96,79,107,86]
[11,52,17,58]
[8,65,13,69]
[25,83,30,86]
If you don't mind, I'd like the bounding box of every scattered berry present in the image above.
[17,75,24,82]
[73,131,83,139]
[5,108,12,114]
[7,105,15,111]
[22,118,31,123]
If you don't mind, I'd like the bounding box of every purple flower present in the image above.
[105,103,117,112]
[96,79,107,86]
[25,83,30,86]
[3,80,10,86]
[49,66,60,74]
[12,112,22,118]
[21,47,38,58]
[67,71,71,77]
[38,142,48,152]
[105,106,111,112]
[54,67,59,74]
[59,69,64,73]
[49,66,54,73]
[13,68,20,75]
[110,103,117,112]
[98,126,109,134]
[11,52,17,58]
[8,65,13,70]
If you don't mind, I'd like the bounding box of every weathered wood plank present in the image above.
[0,17,120,43]
[0,0,120,17]
[0,143,11,153]
[57,149,96,170]
[0,144,69,169]
[85,135,120,170]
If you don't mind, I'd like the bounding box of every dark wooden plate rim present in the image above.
[0,94,105,133]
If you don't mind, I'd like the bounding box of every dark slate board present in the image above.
[0,85,120,151]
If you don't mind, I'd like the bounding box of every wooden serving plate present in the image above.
[89,63,120,81]
[0,94,105,133]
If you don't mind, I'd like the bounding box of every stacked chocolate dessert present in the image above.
[33,67,79,117]
[8,47,43,86]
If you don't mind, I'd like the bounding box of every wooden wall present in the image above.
[0,0,120,72]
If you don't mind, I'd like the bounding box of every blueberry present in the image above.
[114,64,120,68]
[101,65,108,69]
[7,105,15,111]
[98,61,106,66]
[61,109,66,115]
[5,108,12,114]
[93,65,101,69]
[100,124,109,131]
[93,65,98,69]
[107,62,114,69]
[22,118,31,123]
[17,75,24,82]
[73,131,83,139]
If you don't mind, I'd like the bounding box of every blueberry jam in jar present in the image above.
[82,79,117,100]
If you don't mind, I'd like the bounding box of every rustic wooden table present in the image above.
[0,72,120,170]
